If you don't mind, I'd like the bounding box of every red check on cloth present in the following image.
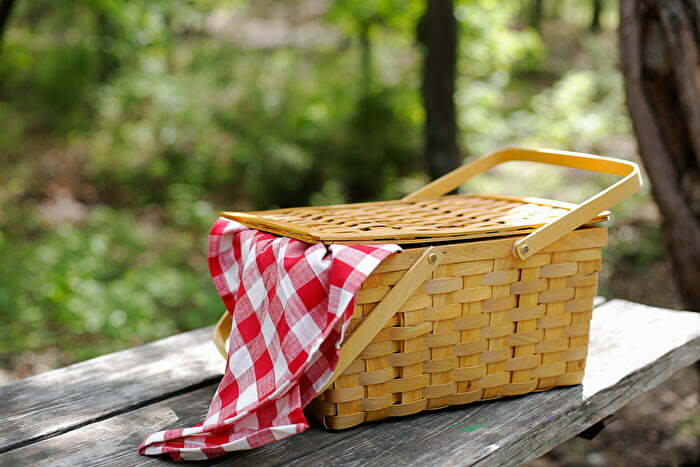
[139,217,400,461]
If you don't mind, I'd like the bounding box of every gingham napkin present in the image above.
[139,217,400,461]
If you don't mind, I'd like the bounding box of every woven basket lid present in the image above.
[221,193,609,245]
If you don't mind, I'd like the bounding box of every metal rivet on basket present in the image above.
[521,245,529,254]
[428,253,438,264]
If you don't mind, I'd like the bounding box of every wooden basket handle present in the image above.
[212,311,231,360]
[403,147,642,260]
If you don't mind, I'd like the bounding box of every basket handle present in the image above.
[403,147,642,260]
[212,311,231,359]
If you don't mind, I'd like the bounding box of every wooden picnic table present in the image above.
[1,298,699,466]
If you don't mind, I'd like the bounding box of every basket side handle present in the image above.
[212,247,446,394]
[213,311,231,359]
[319,246,445,393]
[403,147,642,260]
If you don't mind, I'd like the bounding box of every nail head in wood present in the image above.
[428,253,438,264]
[521,244,529,254]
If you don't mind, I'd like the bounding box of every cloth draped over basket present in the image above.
[138,218,400,461]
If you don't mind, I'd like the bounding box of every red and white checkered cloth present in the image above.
[139,217,400,461]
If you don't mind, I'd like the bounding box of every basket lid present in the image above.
[221,193,609,245]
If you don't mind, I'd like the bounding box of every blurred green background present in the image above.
[0,0,673,378]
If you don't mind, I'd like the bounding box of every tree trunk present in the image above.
[96,10,119,82]
[619,0,700,311]
[531,0,544,31]
[418,0,460,180]
[0,0,17,45]
[591,0,602,32]
[359,18,372,95]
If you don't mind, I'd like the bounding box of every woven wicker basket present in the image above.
[212,148,641,430]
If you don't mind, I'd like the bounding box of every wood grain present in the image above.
[1,299,698,466]
[0,385,374,467]
[0,326,224,454]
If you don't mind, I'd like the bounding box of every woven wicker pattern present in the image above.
[222,194,608,244]
[308,227,606,430]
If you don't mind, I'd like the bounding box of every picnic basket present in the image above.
[212,147,641,430]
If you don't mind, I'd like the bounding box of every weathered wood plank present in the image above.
[1,299,698,466]
[0,385,217,467]
[0,385,373,467]
[0,326,224,454]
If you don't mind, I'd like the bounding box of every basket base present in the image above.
[309,376,585,431]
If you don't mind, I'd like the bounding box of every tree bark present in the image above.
[591,0,602,32]
[0,0,17,45]
[359,18,372,95]
[619,0,700,311]
[531,0,544,31]
[96,10,119,82]
[418,0,460,180]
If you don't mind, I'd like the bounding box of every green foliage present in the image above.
[326,0,424,31]
[0,207,222,364]
[0,0,654,373]
[605,222,664,269]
